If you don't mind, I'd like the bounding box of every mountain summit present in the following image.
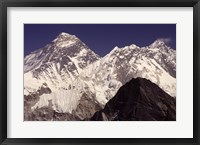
[91,78,176,121]
[24,32,99,71]
[24,32,99,87]
[149,39,169,48]
[24,32,176,121]
[52,32,79,46]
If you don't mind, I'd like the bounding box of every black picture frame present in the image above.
[0,0,199,145]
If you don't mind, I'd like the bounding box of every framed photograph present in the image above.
[1,0,199,144]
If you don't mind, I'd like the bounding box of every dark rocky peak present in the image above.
[91,77,176,121]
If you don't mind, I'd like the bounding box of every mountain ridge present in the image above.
[91,77,176,121]
[24,32,176,121]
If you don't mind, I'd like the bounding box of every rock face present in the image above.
[72,93,103,120]
[91,78,176,121]
[24,83,52,120]
[24,82,103,121]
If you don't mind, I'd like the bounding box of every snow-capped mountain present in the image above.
[24,33,176,121]
[73,39,176,105]
[24,32,100,95]
[147,39,176,77]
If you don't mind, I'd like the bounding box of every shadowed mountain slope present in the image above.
[91,77,176,121]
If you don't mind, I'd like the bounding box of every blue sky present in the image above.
[24,24,176,57]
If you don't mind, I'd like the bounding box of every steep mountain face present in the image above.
[91,78,176,121]
[24,32,100,94]
[24,33,176,121]
[76,40,176,105]
[147,40,176,78]
[24,33,101,119]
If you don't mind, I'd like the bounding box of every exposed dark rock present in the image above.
[24,84,52,121]
[90,77,176,121]
[72,93,103,120]
[24,88,102,121]
[26,100,81,121]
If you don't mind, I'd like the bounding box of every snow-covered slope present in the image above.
[24,34,176,117]
[75,40,176,104]
[24,33,100,114]
[24,32,100,94]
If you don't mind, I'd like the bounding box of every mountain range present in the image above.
[24,32,176,121]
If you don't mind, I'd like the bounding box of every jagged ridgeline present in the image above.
[24,32,176,121]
